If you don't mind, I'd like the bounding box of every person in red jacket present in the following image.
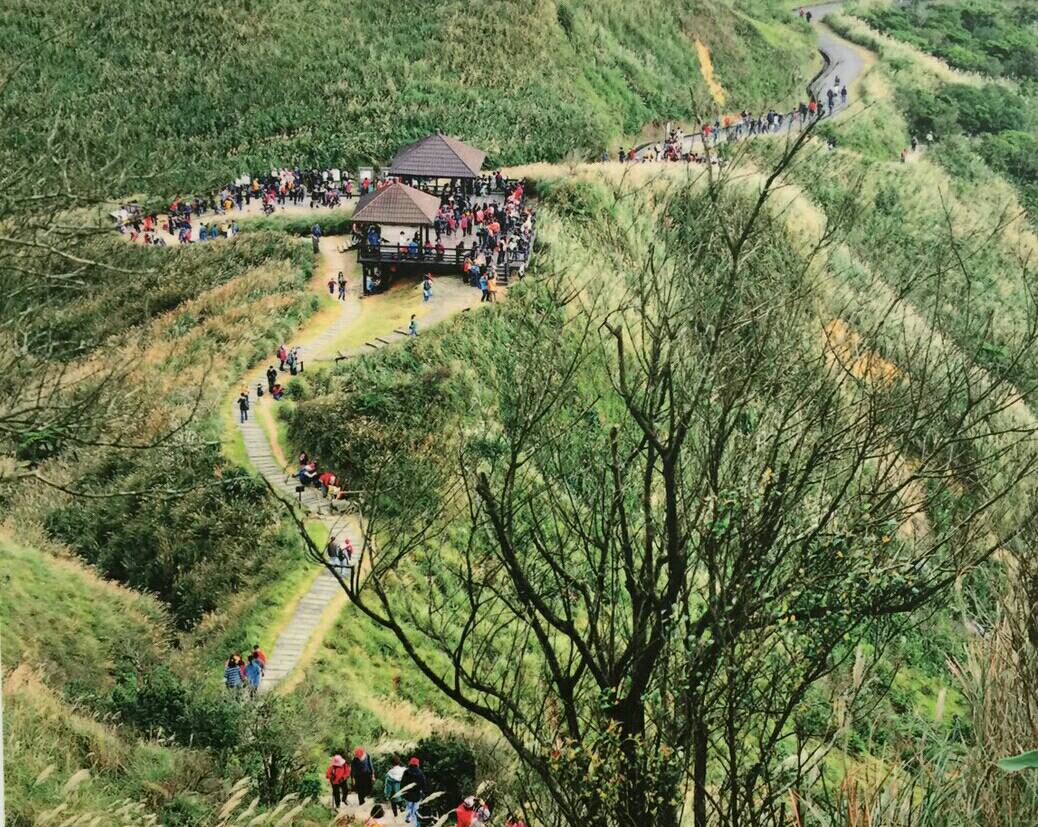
[326,753,350,810]
[318,471,338,497]
[251,644,267,674]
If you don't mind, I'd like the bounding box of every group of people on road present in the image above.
[619,82,850,164]
[223,645,267,694]
[117,166,370,245]
[325,750,528,827]
[900,131,935,163]
[326,752,427,823]
[236,343,304,421]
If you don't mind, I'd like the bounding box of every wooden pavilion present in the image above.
[388,132,487,194]
[353,180,447,294]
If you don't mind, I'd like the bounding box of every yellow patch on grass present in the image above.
[694,39,727,106]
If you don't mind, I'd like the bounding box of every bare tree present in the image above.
[285,142,1038,826]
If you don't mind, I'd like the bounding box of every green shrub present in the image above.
[43,446,281,628]
[897,82,1027,139]
[415,734,477,815]
[110,663,244,750]
[859,1,1038,80]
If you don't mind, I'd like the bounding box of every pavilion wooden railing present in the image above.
[356,233,534,284]
[396,178,527,200]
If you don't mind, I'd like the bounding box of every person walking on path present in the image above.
[311,223,322,253]
[244,654,262,696]
[422,273,433,303]
[486,273,497,303]
[266,365,278,393]
[237,391,250,423]
[351,747,375,806]
[251,644,266,673]
[277,344,287,371]
[383,756,405,819]
[337,271,348,301]
[326,753,350,810]
[224,654,244,690]
[408,315,418,337]
[401,757,426,824]
[479,272,489,302]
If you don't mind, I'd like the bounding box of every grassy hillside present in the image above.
[835,2,1038,220]
[0,0,815,194]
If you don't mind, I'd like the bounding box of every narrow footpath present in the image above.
[234,238,477,692]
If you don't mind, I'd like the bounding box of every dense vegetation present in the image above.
[839,1,1038,220]
[858,0,1038,79]
[6,1,1038,824]
[282,165,1038,823]
[0,0,815,194]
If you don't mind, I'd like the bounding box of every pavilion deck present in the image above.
[355,188,535,284]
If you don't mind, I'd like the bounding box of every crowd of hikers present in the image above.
[900,131,935,163]
[115,167,371,244]
[358,177,534,294]
[223,645,267,694]
[616,80,849,165]
[324,750,526,826]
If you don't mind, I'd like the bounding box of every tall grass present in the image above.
[0,0,816,195]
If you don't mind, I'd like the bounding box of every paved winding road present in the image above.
[808,2,869,100]
[635,1,867,159]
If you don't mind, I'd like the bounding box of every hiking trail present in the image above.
[234,240,477,692]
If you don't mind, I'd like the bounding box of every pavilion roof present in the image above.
[388,132,486,179]
[352,181,441,226]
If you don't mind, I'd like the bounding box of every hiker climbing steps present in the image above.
[231,241,478,693]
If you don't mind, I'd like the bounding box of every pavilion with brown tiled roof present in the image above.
[352,180,441,227]
[388,132,487,181]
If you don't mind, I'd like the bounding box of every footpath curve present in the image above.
[635,1,866,159]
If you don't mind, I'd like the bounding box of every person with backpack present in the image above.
[351,747,375,806]
[401,757,426,824]
[326,753,350,810]
[266,365,278,393]
[326,535,342,564]
[251,644,267,673]
[383,755,405,818]
[237,391,250,423]
[422,274,433,303]
[286,347,297,375]
[277,344,287,370]
[311,223,322,253]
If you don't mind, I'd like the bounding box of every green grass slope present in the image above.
[0,0,815,193]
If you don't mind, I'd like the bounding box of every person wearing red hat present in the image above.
[401,757,426,823]
[325,753,350,810]
[351,746,375,806]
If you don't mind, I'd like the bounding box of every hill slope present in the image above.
[0,0,816,192]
